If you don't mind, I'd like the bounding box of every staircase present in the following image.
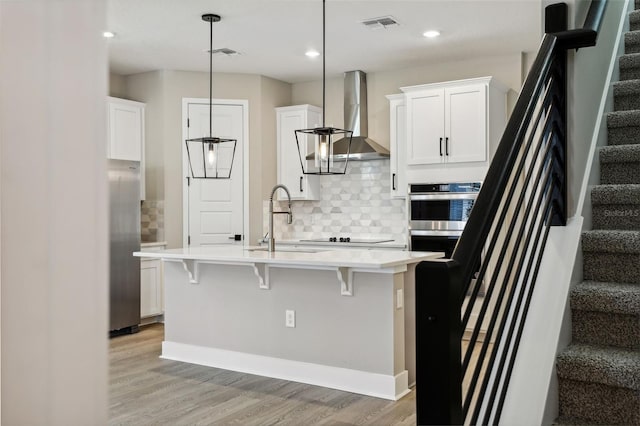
[555,2,640,424]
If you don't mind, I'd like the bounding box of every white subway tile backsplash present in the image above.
[264,160,407,244]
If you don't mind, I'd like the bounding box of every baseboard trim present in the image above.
[161,341,409,401]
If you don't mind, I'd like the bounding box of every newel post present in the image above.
[415,259,463,425]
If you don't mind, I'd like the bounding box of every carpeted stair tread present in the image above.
[572,309,639,349]
[619,52,640,69]
[626,30,640,54]
[607,111,640,146]
[558,379,640,425]
[556,343,640,390]
[632,10,640,31]
[554,416,609,425]
[599,143,640,163]
[591,184,640,230]
[572,281,640,315]
[582,230,640,254]
[591,184,640,204]
[613,79,640,111]
[613,78,640,95]
[620,52,640,80]
[607,109,640,128]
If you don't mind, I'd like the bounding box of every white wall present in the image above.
[109,73,128,98]
[0,1,108,424]
[124,70,292,247]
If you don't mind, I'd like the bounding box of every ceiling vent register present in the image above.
[210,47,240,56]
[360,15,399,30]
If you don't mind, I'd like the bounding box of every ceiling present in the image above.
[107,0,543,84]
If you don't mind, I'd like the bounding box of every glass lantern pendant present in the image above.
[185,14,237,179]
[295,0,353,175]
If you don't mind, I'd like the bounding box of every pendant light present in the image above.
[295,0,352,175]
[185,14,237,179]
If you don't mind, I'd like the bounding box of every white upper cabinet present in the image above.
[107,96,146,199]
[386,94,407,198]
[276,105,322,200]
[401,77,507,183]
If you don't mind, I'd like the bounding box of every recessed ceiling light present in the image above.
[305,50,320,58]
[423,30,440,38]
[103,31,116,38]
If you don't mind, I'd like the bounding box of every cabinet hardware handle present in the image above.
[445,137,449,156]
[439,137,443,156]
[299,176,303,192]
[392,173,397,190]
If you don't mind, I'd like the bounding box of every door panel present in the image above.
[200,212,232,234]
[187,103,244,246]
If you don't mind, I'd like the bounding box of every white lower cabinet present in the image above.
[141,259,163,318]
[140,243,166,321]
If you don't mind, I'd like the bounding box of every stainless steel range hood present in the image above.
[308,70,390,161]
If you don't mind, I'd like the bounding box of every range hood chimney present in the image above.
[308,70,390,161]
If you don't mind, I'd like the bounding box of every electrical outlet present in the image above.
[285,310,295,328]
[396,289,404,309]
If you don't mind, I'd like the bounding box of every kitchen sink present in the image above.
[246,247,323,254]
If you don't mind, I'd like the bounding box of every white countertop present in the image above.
[134,245,442,269]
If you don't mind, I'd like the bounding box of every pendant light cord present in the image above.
[322,0,326,128]
[209,17,213,137]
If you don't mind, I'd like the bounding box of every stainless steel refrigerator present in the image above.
[109,159,141,334]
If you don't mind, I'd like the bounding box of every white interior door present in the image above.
[186,102,244,246]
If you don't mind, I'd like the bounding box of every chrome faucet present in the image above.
[268,184,292,252]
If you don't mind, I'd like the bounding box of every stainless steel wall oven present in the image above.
[408,182,481,257]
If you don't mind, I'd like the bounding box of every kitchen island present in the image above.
[134,246,443,400]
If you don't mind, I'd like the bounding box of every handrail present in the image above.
[451,34,558,291]
[415,1,610,425]
[453,0,608,283]
[552,0,608,48]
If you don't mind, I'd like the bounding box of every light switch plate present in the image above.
[396,289,404,309]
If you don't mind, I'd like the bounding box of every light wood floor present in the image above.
[109,324,417,425]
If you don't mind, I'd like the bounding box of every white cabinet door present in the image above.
[406,89,445,165]
[276,105,322,200]
[140,259,163,318]
[108,97,145,199]
[445,84,486,163]
[387,94,407,198]
[108,101,142,161]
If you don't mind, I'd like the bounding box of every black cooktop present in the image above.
[300,238,394,244]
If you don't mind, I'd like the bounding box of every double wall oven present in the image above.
[408,182,481,257]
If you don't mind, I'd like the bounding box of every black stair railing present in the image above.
[414,1,608,425]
